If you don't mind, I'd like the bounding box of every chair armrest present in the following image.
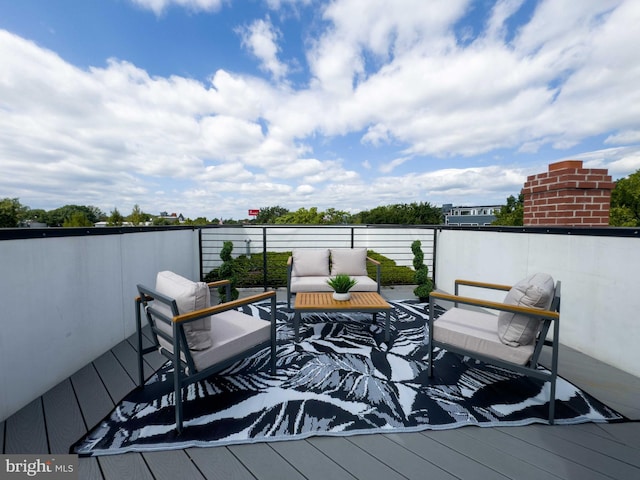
[429,291,559,320]
[287,256,293,266]
[455,279,512,293]
[173,291,277,324]
[207,279,231,288]
[366,256,381,266]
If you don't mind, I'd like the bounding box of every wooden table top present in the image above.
[294,292,390,310]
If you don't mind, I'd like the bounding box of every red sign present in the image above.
[248,209,260,216]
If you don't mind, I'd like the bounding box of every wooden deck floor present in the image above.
[3,290,640,479]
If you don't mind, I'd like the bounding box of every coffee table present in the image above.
[292,292,392,342]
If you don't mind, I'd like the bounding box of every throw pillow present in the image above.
[155,271,213,351]
[330,248,368,276]
[292,249,330,277]
[497,273,555,347]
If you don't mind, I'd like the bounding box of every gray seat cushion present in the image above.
[290,275,378,293]
[190,309,271,372]
[434,308,535,365]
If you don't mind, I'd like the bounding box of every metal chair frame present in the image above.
[136,280,277,433]
[428,279,561,424]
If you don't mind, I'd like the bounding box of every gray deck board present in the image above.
[78,457,104,480]
[93,350,137,404]
[500,425,640,479]
[228,442,306,480]
[543,423,640,468]
[98,453,153,480]
[42,378,87,454]
[186,447,256,480]
[385,431,510,480]
[4,398,48,454]
[348,433,457,480]
[111,338,144,381]
[424,428,563,480]
[461,425,612,480]
[269,439,358,480]
[540,346,640,419]
[143,450,206,480]
[307,436,407,480]
[596,422,640,448]
[70,364,114,429]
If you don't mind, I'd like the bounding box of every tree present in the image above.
[323,208,352,224]
[63,211,93,227]
[183,217,210,226]
[108,208,124,226]
[355,202,442,224]
[275,207,325,224]
[46,205,104,227]
[255,206,289,224]
[492,194,524,226]
[127,204,151,226]
[610,169,640,226]
[0,198,28,228]
[23,208,48,225]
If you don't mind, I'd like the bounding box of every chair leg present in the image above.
[427,302,434,378]
[548,376,556,425]
[270,296,277,375]
[174,349,184,434]
[548,318,559,425]
[135,298,145,387]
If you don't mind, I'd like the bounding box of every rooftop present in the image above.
[1,225,639,479]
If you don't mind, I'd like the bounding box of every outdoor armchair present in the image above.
[428,273,561,424]
[136,271,277,433]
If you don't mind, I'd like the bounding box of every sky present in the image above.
[1,0,640,220]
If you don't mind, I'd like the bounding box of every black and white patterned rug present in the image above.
[72,300,624,456]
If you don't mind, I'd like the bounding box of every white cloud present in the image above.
[568,146,640,178]
[296,184,315,194]
[238,17,289,81]
[606,131,640,145]
[485,0,526,41]
[379,156,411,174]
[266,0,313,9]
[130,0,225,15]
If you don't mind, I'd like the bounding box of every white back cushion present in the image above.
[330,248,368,276]
[292,249,330,277]
[497,273,555,347]
[155,271,212,351]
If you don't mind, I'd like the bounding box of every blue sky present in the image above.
[1,0,639,220]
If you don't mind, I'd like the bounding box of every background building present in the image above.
[442,204,501,226]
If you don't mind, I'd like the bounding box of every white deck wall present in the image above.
[0,230,199,423]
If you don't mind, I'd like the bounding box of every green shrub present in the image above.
[217,241,239,302]
[411,240,433,300]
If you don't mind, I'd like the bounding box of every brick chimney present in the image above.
[522,160,614,226]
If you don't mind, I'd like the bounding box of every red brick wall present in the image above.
[522,160,614,226]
